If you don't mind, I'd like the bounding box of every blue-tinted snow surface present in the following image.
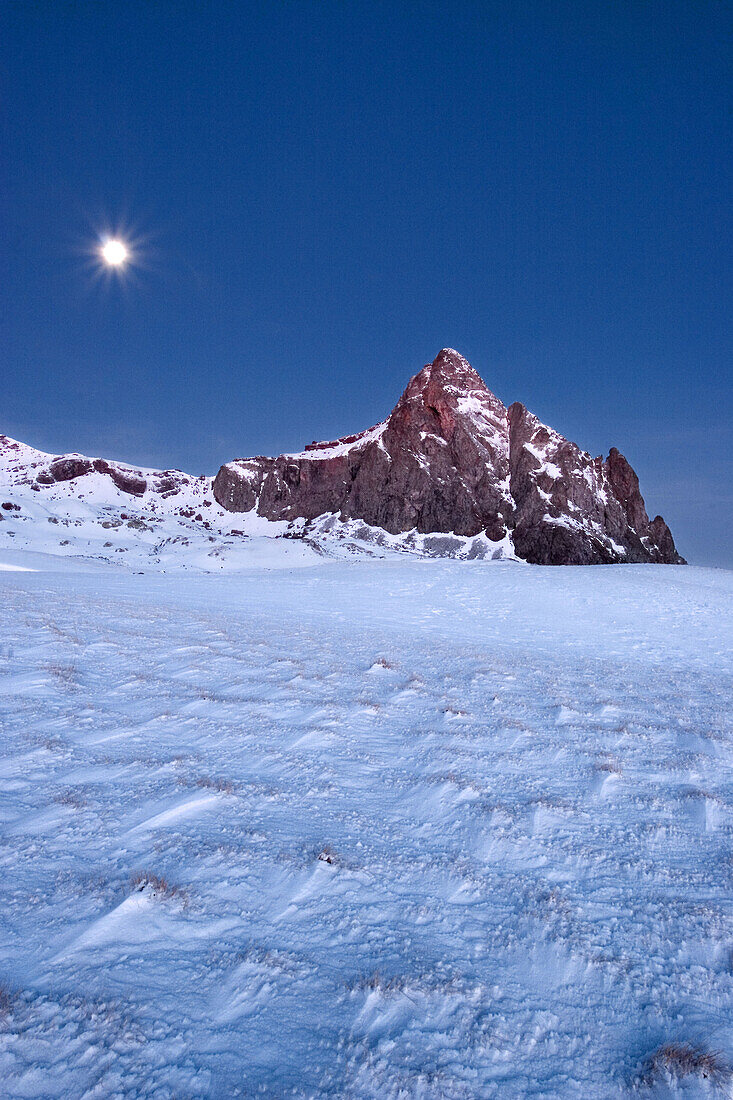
[0,560,731,1098]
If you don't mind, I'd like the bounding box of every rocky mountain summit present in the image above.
[0,350,684,568]
[214,349,684,565]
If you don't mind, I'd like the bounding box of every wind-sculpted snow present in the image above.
[0,558,730,1097]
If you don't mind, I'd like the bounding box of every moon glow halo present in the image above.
[101,239,128,266]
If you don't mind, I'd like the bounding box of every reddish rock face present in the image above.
[49,456,94,482]
[214,348,685,565]
[505,404,683,564]
[215,349,513,541]
[648,515,681,564]
[93,459,147,496]
[605,447,649,533]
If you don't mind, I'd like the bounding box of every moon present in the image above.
[101,239,128,266]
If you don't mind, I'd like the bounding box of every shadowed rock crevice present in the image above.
[214,349,684,565]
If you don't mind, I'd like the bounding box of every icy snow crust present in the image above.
[0,555,731,1097]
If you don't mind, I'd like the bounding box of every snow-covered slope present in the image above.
[0,433,516,571]
[0,556,730,1096]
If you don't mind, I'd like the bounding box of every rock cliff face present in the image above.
[214,349,684,565]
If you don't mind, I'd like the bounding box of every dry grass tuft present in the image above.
[54,788,87,808]
[45,662,77,685]
[639,1043,731,1087]
[595,758,622,775]
[350,972,420,1006]
[317,845,340,866]
[0,986,14,1017]
[195,776,235,794]
[130,872,188,906]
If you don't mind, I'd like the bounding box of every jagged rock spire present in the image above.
[214,350,684,565]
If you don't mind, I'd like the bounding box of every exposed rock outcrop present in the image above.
[214,349,684,565]
[48,456,94,482]
[0,435,193,500]
[92,459,147,496]
[215,349,512,541]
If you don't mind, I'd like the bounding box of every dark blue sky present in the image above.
[2,2,731,565]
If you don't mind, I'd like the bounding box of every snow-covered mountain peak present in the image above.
[0,350,685,570]
[215,349,684,566]
[401,348,508,429]
[423,346,484,386]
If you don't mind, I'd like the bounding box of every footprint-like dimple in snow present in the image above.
[214,960,286,1024]
[448,881,484,905]
[4,802,75,835]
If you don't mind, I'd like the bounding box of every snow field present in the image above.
[0,560,731,1097]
